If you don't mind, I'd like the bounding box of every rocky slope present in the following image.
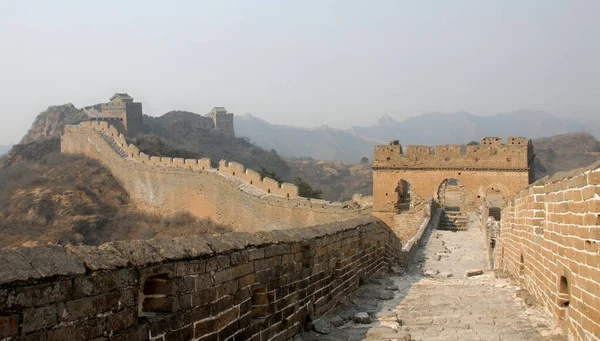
[20,104,89,144]
[0,140,229,248]
[533,132,600,180]
[286,158,372,202]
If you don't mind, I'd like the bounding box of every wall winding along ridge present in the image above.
[60,122,370,232]
[496,161,600,340]
[0,217,403,340]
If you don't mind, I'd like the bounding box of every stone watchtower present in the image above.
[205,107,235,136]
[100,93,143,136]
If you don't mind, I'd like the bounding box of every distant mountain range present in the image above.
[235,114,377,162]
[235,110,600,162]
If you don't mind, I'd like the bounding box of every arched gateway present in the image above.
[372,137,535,239]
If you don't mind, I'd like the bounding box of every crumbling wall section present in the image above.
[496,162,600,340]
[0,217,401,341]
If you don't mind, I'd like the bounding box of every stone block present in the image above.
[109,326,148,341]
[12,331,47,341]
[73,269,137,298]
[7,281,72,309]
[217,280,238,299]
[0,315,19,338]
[203,234,246,255]
[176,293,193,310]
[173,236,213,259]
[119,289,137,308]
[67,244,128,271]
[194,318,218,339]
[146,238,190,261]
[175,260,207,277]
[215,255,231,270]
[180,305,211,325]
[214,268,234,284]
[16,245,85,278]
[218,307,239,329]
[47,316,106,341]
[174,276,196,293]
[196,273,214,288]
[165,325,194,341]
[107,307,137,332]
[64,292,120,321]
[110,240,163,267]
[233,263,254,279]
[193,288,217,306]
[22,305,58,333]
[238,274,255,288]
[0,249,41,285]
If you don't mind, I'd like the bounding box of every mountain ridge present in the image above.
[235,109,599,162]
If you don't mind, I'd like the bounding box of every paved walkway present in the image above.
[298,221,567,341]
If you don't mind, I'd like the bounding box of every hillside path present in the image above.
[297,218,567,341]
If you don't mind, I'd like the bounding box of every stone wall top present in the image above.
[0,217,379,287]
[374,136,533,171]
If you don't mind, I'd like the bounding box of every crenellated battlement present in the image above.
[76,121,299,198]
[374,136,533,171]
[62,121,370,232]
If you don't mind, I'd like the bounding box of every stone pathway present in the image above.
[297,223,567,341]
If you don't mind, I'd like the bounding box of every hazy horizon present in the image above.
[1,1,598,144]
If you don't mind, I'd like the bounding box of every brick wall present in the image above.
[496,161,600,340]
[0,217,403,341]
[61,123,370,232]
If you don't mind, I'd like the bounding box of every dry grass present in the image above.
[0,141,230,247]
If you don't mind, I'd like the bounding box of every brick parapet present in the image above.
[0,217,403,340]
[373,137,532,171]
[496,160,600,340]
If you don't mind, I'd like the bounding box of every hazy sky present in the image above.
[1,0,598,144]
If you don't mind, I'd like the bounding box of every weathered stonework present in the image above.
[0,217,403,340]
[61,121,370,232]
[373,137,534,240]
[496,161,600,340]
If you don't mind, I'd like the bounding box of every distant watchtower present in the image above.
[205,107,235,136]
[100,93,143,136]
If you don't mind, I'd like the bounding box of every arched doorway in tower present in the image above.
[437,178,467,230]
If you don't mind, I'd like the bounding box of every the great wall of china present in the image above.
[60,121,371,232]
[0,117,598,340]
